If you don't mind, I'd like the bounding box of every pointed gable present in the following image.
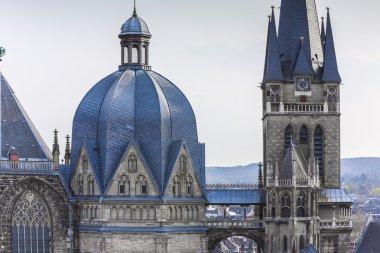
[322,9,342,83]
[263,8,284,83]
[0,74,52,160]
[164,141,203,198]
[279,143,308,180]
[320,17,326,51]
[293,39,314,75]
[71,143,102,196]
[104,142,159,197]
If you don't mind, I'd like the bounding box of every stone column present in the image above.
[145,44,150,65]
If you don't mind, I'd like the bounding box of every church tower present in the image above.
[262,1,351,252]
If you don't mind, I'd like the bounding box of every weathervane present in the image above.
[0,47,5,61]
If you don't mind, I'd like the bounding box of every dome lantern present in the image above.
[119,2,151,71]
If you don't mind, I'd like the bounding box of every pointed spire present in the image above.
[64,135,71,165]
[293,37,314,75]
[52,129,60,169]
[133,0,137,16]
[263,6,284,83]
[322,8,342,83]
[258,162,264,188]
[320,17,326,51]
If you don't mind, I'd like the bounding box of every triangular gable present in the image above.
[104,141,159,196]
[164,141,204,197]
[293,40,314,76]
[279,144,308,180]
[71,143,102,196]
[0,74,52,160]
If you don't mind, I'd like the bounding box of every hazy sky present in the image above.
[0,0,379,166]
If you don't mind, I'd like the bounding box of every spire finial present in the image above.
[64,135,71,165]
[133,0,137,16]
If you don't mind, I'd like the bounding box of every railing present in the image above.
[0,160,54,171]
[267,102,339,114]
[284,103,324,113]
[206,184,259,190]
[320,219,352,229]
[207,220,264,230]
[268,179,314,187]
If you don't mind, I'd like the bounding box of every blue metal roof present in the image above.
[0,74,52,161]
[71,69,200,195]
[206,189,265,205]
[263,8,284,83]
[322,10,341,83]
[356,222,380,253]
[120,12,150,36]
[293,39,314,75]
[303,244,318,253]
[319,188,352,203]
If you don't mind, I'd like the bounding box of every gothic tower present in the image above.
[262,1,352,252]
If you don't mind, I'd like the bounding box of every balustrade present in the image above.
[207,220,264,230]
[0,160,54,171]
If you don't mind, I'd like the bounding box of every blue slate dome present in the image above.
[120,11,150,36]
[71,69,200,193]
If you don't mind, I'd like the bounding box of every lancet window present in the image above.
[87,175,94,195]
[128,154,137,173]
[12,191,51,253]
[281,192,291,218]
[118,174,130,196]
[297,191,307,217]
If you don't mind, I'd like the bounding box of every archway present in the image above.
[208,232,265,253]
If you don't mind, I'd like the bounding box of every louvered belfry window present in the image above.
[12,191,51,253]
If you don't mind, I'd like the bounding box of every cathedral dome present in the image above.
[71,69,200,192]
[120,11,150,36]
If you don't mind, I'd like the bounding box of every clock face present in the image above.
[295,77,311,92]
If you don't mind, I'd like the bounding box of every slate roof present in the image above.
[120,10,150,36]
[302,244,318,253]
[0,74,52,161]
[279,142,308,180]
[356,222,380,253]
[263,0,340,83]
[206,189,265,205]
[71,69,201,194]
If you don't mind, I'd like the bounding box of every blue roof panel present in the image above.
[206,189,265,205]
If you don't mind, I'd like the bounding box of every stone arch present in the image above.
[207,231,265,252]
[149,207,156,221]
[118,206,125,220]
[0,176,69,253]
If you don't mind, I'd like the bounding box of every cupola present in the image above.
[119,3,151,71]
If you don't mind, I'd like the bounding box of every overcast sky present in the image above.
[0,0,379,166]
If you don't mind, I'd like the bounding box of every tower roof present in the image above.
[322,9,341,83]
[120,8,150,36]
[0,74,52,161]
[263,8,284,83]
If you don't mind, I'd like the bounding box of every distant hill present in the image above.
[206,157,380,184]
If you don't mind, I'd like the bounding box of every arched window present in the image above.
[314,126,324,178]
[327,87,337,103]
[94,207,98,219]
[128,154,137,173]
[124,46,129,64]
[141,45,146,65]
[118,207,124,220]
[283,235,288,251]
[189,206,194,220]
[180,155,187,173]
[299,126,309,144]
[178,206,183,220]
[110,206,117,220]
[173,176,181,197]
[136,175,148,196]
[281,192,291,218]
[285,125,293,150]
[299,235,305,250]
[125,207,132,220]
[77,175,83,195]
[169,207,173,220]
[174,207,178,220]
[271,193,276,218]
[82,155,88,173]
[118,174,130,196]
[186,176,193,197]
[183,207,189,220]
[12,191,51,253]
[149,207,156,221]
[87,175,94,195]
[297,192,307,217]
[132,46,139,64]
[270,86,280,103]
